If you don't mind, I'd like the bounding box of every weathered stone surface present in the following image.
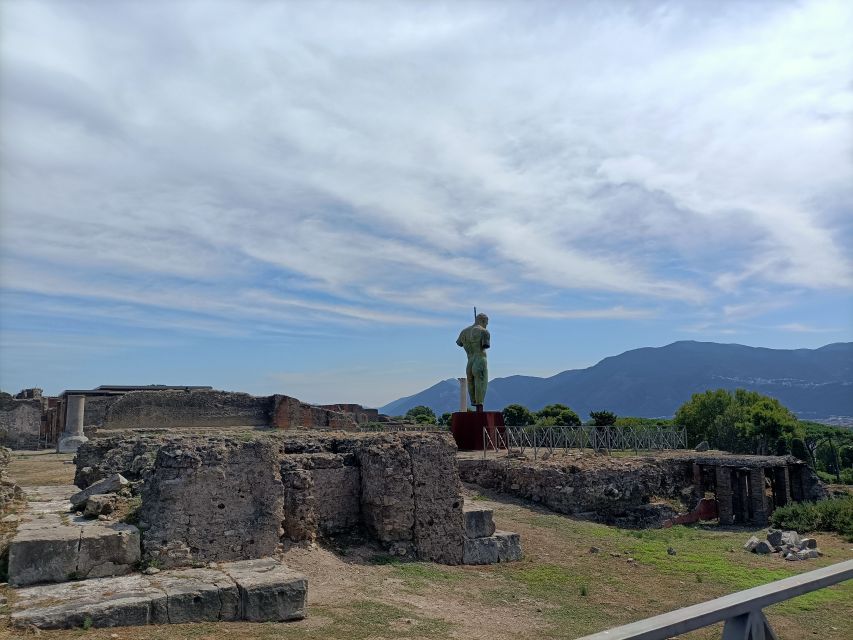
[150,568,239,623]
[0,398,42,449]
[754,541,773,554]
[781,530,801,547]
[797,548,821,560]
[405,436,464,564]
[359,441,415,543]
[495,530,523,562]
[800,537,817,549]
[83,494,117,517]
[70,473,129,508]
[462,536,499,565]
[74,436,162,488]
[744,536,761,552]
[8,525,82,586]
[77,523,141,579]
[140,439,283,568]
[222,558,307,622]
[766,529,783,547]
[694,441,710,452]
[11,574,167,629]
[463,506,496,539]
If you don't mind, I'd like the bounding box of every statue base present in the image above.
[56,434,88,453]
[450,410,505,451]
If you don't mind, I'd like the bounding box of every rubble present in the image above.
[745,528,823,561]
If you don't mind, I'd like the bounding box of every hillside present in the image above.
[379,341,853,421]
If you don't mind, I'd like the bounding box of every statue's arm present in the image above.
[456,331,464,347]
[482,330,490,350]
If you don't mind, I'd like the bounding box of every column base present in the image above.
[56,434,88,453]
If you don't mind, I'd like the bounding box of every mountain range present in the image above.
[379,341,853,422]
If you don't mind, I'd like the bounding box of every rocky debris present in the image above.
[694,441,710,452]
[70,474,129,509]
[667,546,677,556]
[10,559,307,629]
[83,494,117,518]
[746,529,823,561]
[74,436,163,488]
[0,446,24,511]
[462,532,523,565]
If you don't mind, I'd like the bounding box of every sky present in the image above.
[1,0,851,408]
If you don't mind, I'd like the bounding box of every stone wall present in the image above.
[270,395,356,430]
[1,446,24,512]
[0,399,43,449]
[77,431,466,567]
[139,438,284,568]
[83,396,120,429]
[459,455,691,526]
[103,390,273,430]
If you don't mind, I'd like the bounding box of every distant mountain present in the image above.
[379,341,853,421]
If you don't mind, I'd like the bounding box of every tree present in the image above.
[405,405,436,425]
[502,404,534,426]
[437,412,452,427]
[791,438,809,463]
[589,410,617,426]
[840,445,853,470]
[535,404,581,426]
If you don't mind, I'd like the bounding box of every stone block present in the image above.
[84,494,117,517]
[10,574,167,629]
[754,541,773,554]
[70,473,129,509]
[222,558,307,622]
[744,536,761,552]
[463,506,496,539]
[463,536,499,565]
[797,548,821,560]
[495,531,523,562]
[150,568,239,623]
[781,530,801,546]
[8,526,81,586]
[766,529,782,547]
[77,523,141,579]
[800,537,817,549]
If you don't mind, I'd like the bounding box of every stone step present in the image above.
[10,558,307,629]
[462,531,523,565]
[462,505,496,539]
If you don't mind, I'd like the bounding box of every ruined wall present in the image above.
[0,399,42,449]
[78,431,466,567]
[83,396,120,428]
[0,446,24,512]
[459,456,691,527]
[271,395,356,430]
[139,438,284,568]
[316,404,380,424]
[103,390,273,430]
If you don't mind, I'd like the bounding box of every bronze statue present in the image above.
[456,313,490,408]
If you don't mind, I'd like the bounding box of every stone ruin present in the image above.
[5,431,522,630]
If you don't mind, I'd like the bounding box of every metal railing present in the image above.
[483,425,687,459]
[576,559,853,639]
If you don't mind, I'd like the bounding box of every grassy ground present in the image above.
[1,453,851,639]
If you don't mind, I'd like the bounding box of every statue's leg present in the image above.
[472,357,488,406]
[466,360,475,407]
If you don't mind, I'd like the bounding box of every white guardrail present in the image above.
[575,559,853,640]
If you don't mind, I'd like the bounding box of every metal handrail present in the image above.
[576,559,853,640]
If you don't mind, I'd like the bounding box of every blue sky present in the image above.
[1,0,851,408]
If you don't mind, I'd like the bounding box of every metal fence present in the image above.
[483,424,687,458]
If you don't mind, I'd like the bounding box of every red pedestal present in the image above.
[450,410,505,451]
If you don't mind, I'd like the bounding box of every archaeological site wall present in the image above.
[75,431,467,568]
[0,398,43,449]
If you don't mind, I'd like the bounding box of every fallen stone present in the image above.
[667,546,677,556]
[221,558,307,622]
[694,441,710,452]
[70,474,129,509]
[766,529,783,547]
[800,537,817,550]
[495,531,523,562]
[142,567,160,575]
[462,536,499,565]
[754,541,773,554]
[785,553,800,561]
[84,494,117,518]
[463,506,496,539]
[781,531,801,547]
[744,536,761,552]
[797,549,821,560]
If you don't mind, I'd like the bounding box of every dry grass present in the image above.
[0,456,851,639]
[6,451,76,487]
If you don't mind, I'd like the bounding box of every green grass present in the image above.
[377,559,464,591]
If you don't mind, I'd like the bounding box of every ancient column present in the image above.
[748,468,769,525]
[56,394,89,453]
[458,378,467,412]
[715,466,734,525]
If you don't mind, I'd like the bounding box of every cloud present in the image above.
[1,0,852,343]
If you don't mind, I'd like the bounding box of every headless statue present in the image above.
[456,313,490,408]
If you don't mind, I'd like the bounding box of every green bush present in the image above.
[769,496,853,541]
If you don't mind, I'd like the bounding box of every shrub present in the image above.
[769,496,853,541]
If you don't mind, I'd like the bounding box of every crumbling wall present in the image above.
[74,435,164,488]
[83,396,120,428]
[0,399,42,449]
[103,390,273,430]
[459,456,691,527]
[271,395,356,430]
[139,438,284,568]
[0,446,24,512]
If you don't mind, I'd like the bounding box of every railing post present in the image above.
[721,609,778,640]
